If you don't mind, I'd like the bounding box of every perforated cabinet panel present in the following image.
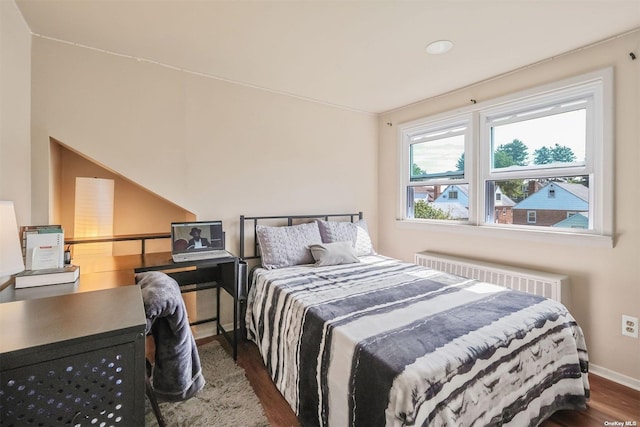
[1,342,138,427]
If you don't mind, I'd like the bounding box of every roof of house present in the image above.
[413,188,432,201]
[495,186,516,207]
[513,182,589,211]
[553,212,589,229]
[434,184,469,207]
[430,202,469,219]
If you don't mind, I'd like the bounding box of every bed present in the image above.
[239,213,589,427]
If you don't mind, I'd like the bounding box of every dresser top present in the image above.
[0,285,145,355]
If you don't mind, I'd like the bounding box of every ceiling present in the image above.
[15,0,640,114]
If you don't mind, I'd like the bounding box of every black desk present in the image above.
[134,253,244,360]
[0,251,246,360]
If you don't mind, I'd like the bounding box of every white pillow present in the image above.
[316,219,375,256]
[256,222,322,269]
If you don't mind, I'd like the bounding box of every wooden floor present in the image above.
[212,336,640,427]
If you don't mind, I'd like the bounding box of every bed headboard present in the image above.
[239,212,363,261]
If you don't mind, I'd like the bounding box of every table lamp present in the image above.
[0,201,25,285]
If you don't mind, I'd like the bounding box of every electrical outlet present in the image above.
[622,315,638,338]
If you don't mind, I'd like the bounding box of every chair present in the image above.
[145,354,166,427]
[136,271,206,426]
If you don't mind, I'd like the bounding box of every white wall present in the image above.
[0,1,31,225]
[30,36,379,256]
[378,31,640,384]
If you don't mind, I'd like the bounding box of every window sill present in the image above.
[396,219,614,249]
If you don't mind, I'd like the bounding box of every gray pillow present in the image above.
[256,222,322,269]
[316,219,375,256]
[309,241,360,266]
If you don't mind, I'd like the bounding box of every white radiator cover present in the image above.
[414,251,570,305]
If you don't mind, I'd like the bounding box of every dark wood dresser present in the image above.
[0,286,146,426]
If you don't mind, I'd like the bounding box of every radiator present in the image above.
[414,251,569,304]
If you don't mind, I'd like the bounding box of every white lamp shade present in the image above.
[0,201,25,278]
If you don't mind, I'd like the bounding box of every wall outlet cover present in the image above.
[622,315,638,338]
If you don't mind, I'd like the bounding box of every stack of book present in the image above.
[14,225,80,289]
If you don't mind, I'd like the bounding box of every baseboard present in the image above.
[590,363,640,391]
[191,321,237,341]
[221,321,235,333]
[192,322,217,340]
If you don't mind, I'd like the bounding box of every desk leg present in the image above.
[216,284,221,337]
[232,265,238,361]
[215,261,239,361]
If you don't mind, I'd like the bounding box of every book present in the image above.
[20,225,63,255]
[21,225,65,270]
[14,265,80,289]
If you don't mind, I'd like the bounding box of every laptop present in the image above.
[170,220,231,262]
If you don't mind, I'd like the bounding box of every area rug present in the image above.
[145,340,269,426]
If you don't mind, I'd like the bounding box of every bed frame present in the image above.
[239,212,363,261]
[237,212,363,337]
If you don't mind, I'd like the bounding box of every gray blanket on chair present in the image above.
[137,271,205,401]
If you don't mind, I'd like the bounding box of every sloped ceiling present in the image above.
[15,0,640,114]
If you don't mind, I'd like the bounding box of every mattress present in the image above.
[245,255,589,426]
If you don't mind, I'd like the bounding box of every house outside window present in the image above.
[398,68,613,246]
[403,116,471,221]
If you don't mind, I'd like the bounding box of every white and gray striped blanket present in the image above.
[245,255,589,426]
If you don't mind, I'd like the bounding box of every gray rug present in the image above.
[145,340,269,426]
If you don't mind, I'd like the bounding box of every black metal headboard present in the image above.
[239,212,363,261]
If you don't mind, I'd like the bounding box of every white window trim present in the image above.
[398,113,473,222]
[397,67,614,248]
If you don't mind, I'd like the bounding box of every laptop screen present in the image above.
[171,221,224,254]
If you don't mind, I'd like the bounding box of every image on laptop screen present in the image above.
[171,221,224,254]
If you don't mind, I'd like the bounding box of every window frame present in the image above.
[399,113,473,223]
[397,67,613,247]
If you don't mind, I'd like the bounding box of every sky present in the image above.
[492,109,586,164]
[412,109,586,175]
[412,134,463,175]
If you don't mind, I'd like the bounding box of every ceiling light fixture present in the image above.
[426,40,453,55]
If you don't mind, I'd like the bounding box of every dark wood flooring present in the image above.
[210,336,640,427]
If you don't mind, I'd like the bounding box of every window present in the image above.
[398,68,613,245]
[401,116,471,221]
